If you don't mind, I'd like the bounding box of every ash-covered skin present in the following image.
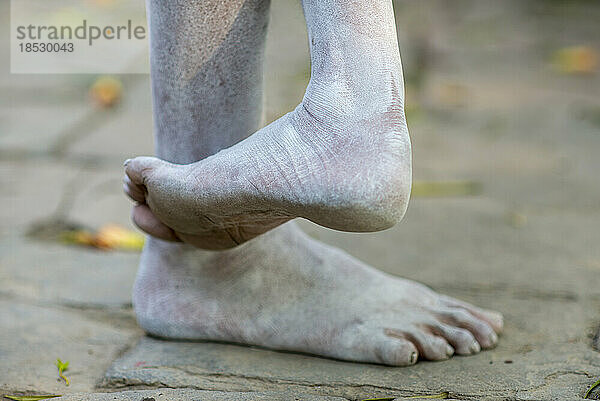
[137,223,502,365]
[127,0,503,365]
[124,0,411,249]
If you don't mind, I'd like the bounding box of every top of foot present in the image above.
[133,223,503,366]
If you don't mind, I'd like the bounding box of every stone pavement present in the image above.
[1,0,600,400]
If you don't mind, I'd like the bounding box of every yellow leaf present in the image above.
[405,392,449,399]
[60,229,95,246]
[5,395,61,400]
[553,46,598,75]
[60,224,144,251]
[95,224,145,251]
[89,76,123,107]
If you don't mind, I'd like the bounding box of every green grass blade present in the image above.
[585,378,600,399]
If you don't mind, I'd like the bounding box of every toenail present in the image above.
[446,344,454,357]
[489,331,498,344]
[470,341,481,353]
[410,351,418,364]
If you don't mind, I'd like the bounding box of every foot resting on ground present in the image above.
[134,223,503,366]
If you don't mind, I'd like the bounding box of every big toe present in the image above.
[124,156,166,186]
[377,335,420,366]
[132,203,181,242]
[335,327,420,366]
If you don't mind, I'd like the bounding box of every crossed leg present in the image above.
[125,0,411,249]
[129,0,503,365]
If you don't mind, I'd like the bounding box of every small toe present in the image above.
[439,295,504,333]
[432,323,481,355]
[132,203,180,242]
[385,328,452,361]
[435,307,497,349]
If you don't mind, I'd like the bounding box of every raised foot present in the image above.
[133,223,503,366]
[124,101,412,250]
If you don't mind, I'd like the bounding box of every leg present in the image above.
[132,0,503,365]
[125,0,412,250]
[125,0,275,248]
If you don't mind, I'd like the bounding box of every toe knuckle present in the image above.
[451,309,472,322]
[476,321,494,334]
[455,328,475,342]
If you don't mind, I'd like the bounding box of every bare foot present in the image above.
[134,223,503,366]
[124,90,411,250]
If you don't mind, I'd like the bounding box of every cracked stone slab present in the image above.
[103,336,600,400]
[0,300,140,395]
[56,389,345,401]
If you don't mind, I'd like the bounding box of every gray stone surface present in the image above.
[0,159,80,231]
[104,336,599,400]
[100,1,600,400]
[57,389,346,401]
[0,234,139,308]
[1,0,600,400]
[66,78,155,164]
[0,300,140,396]
[0,104,91,155]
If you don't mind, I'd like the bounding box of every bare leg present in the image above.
[125,0,276,248]
[125,0,412,249]
[146,0,267,161]
[132,0,503,365]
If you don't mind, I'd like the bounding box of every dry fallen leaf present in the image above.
[61,223,145,251]
[89,76,123,107]
[553,46,598,75]
[94,224,145,250]
[5,395,61,401]
[362,393,449,401]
